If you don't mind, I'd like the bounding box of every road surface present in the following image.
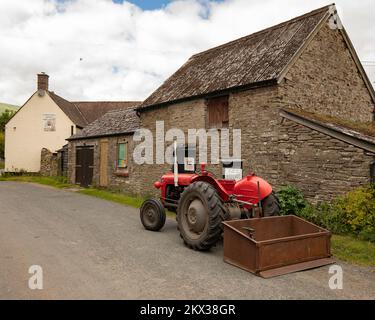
[0,181,374,299]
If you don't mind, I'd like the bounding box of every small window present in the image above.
[117,142,128,169]
[207,95,229,128]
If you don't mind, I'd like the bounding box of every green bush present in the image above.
[277,185,375,242]
[277,185,308,215]
[335,185,375,242]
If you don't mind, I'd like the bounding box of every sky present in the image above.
[115,0,172,10]
[0,0,374,105]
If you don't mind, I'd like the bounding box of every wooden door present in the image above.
[99,140,108,187]
[75,146,94,187]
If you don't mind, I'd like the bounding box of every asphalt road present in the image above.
[0,181,374,300]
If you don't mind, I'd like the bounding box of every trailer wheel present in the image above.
[262,192,280,217]
[140,198,166,231]
[177,181,226,251]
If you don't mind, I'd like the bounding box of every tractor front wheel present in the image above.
[177,181,226,251]
[140,198,166,231]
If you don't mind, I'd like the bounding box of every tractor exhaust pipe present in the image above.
[173,141,178,187]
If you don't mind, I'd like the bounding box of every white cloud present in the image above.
[0,0,374,105]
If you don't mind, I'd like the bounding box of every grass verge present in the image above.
[78,188,145,209]
[331,234,375,268]
[0,175,72,188]
[0,175,373,267]
[78,188,175,218]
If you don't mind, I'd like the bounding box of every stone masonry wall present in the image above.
[280,23,375,123]
[105,135,141,195]
[278,119,374,203]
[68,135,141,195]
[40,148,58,176]
[138,99,207,196]
[229,86,281,187]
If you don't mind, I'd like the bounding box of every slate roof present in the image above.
[67,108,140,140]
[48,91,87,128]
[73,101,140,125]
[139,5,332,110]
[48,91,140,128]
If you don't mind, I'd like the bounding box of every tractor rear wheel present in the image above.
[140,198,166,231]
[177,181,226,251]
[261,192,280,217]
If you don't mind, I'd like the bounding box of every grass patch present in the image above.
[331,234,375,268]
[78,188,145,209]
[0,175,176,218]
[78,188,176,218]
[0,175,72,189]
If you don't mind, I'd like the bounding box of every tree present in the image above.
[0,131,4,160]
[0,109,15,132]
[0,109,15,159]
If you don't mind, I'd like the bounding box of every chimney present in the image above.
[37,72,49,91]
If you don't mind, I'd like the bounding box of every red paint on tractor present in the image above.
[155,169,273,207]
[233,175,273,205]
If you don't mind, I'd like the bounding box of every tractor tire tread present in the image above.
[177,181,225,251]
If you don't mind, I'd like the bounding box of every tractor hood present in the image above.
[159,172,197,186]
[233,175,273,204]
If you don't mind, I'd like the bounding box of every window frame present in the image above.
[117,141,128,169]
[206,95,229,129]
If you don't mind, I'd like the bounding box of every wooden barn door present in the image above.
[99,140,108,187]
[75,146,94,187]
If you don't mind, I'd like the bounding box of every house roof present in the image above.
[280,109,375,154]
[139,5,332,110]
[67,108,140,140]
[48,91,87,128]
[48,91,140,128]
[73,101,140,125]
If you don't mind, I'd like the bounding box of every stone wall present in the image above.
[104,135,142,195]
[40,148,58,176]
[278,118,374,203]
[280,23,375,123]
[138,99,207,196]
[229,86,281,187]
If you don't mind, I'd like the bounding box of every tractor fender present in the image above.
[191,175,230,202]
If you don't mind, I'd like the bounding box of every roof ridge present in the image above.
[72,100,141,103]
[47,90,88,125]
[72,101,89,125]
[191,4,333,59]
[48,90,69,103]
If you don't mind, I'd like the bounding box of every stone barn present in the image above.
[134,4,375,202]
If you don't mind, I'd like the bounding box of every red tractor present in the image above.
[140,146,280,251]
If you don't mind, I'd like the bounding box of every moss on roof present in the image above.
[287,109,375,138]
